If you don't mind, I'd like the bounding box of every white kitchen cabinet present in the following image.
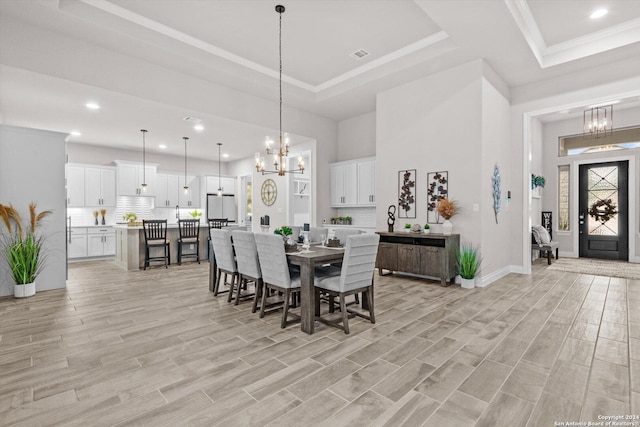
[156,174,180,207]
[179,175,200,208]
[330,162,357,206]
[87,227,115,257]
[68,227,87,258]
[84,167,116,206]
[115,161,157,197]
[357,159,375,206]
[66,165,85,207]
[206,176,235,195]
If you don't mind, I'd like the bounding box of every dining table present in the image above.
[287,244,346,334]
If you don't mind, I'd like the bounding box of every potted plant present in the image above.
[424,223,430,234]
[437,198,457,235]
[0,203,52,298]
[123,212,137,225]
[457,243,480,289]
[345,216,352,225]
[189,210,202,219]
[404,223,412,232]
[275,226,297,252]
[531,174,545,189]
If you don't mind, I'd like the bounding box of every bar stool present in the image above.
[177,219,200,265]
[142,220,170,270]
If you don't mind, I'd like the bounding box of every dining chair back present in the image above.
[142,219,170,270]
[284,225,302,242]
[334,228,362,245]
[308,227,328,244]
[210,228,237,296]
[231,230,262,310]
[314,233,380,333]
[177,219,200,265]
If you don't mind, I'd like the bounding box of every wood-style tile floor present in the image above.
[1,259,638,426]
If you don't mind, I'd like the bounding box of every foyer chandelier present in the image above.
[255,4,304,176]
[583,105,613,139]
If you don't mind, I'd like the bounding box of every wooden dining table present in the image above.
[287,244,346,334]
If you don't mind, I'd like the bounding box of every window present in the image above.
[558,165,570,231]
[559,126,640,156]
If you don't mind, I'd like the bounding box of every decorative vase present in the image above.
[442,219,453,235]
[424,229,430,234]
[461,277,475,289]
[101,217,106,225]
[388,225,394,233]
[94,218,99,225]
[14,282,36,298]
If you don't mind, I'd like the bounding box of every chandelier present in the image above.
[255,4,304,176]
[583,105,613,139]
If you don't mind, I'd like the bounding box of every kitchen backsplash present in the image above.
[332,207,375,227]
[68,196,205,226]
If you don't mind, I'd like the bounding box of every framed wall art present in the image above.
[398,169,416,218]
[427,171,448,223]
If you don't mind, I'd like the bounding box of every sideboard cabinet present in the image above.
[375,232,459,286]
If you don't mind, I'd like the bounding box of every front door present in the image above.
[578,161,628,260]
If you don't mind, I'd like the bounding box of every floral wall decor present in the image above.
[398,169,416,218]
[492,164,501,224]
[427,171,448,223]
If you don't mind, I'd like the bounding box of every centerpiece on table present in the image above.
[0,203,52,298]
[275,226,297,252]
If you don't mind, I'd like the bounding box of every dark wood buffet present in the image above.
[375,232,460,286]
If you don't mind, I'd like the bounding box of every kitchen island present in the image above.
[114,223,210,271]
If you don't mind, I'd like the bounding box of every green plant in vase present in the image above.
[189,210,202,218]
[0,203,52,297]
[404,223,412,232]
[423,223,430,234]
[456,243,481,289]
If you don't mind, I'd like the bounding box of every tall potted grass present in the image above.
[456,243,480,289]
[0,203,52,298]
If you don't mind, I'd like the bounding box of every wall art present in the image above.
[493,164,501,224]
[427,171,448,223]
[398,169,416,218]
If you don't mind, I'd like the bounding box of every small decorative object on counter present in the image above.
[404,223,412,232]
[123,212,138,226]
[93,210,99,225]
[424,223,430,234]
[344,216,352,225]
[100,209,106,225]
[387,205,396,232]
[189,210,202,218]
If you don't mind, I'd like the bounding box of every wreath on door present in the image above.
[588,198,618,224]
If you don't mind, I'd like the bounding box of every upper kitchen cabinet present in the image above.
[156,174,180,207]
[357,158,375,206]
[114,161,157,197]
[330,157,376,207]
[84,166,116,206]
[206,176,236,195]
[179,175,200,208]
[66,165,85,207]
[330,162,357,206]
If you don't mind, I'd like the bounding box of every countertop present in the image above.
[322,224,376,229]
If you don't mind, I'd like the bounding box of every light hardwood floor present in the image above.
[0,259,638,426]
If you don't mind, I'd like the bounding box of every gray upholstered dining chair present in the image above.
[314,233,380,334]
[209,228,237,298]
[284,225,302,242]
[308,227,328,244]
[333,228,362,245]
[231,230,261,310]
[254,233,302,328]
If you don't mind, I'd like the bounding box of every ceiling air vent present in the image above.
[182,116,202,123]
[349,49,370,60]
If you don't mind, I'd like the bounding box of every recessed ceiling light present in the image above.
[222,153,229,158]
[159,144,167,149]
[590,9,608,19]
[70,131,82,136]
[194,124,204,131]
[85,102,100,110]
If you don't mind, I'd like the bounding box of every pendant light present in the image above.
[217,143,223,196]
[255,4,304,176]
[140,129,148,192]
[183,136,189,194]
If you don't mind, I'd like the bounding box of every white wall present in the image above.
[0,125,67,296]
[338,112,376,161]
[377,60,512,284]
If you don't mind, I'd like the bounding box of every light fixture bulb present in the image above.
[86,102,100,110]
[183,186,189,194]
[590,9,608,19]
[141,183,147,193]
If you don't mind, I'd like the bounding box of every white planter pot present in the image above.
[442,220,453,235]
[14,282,36,298]
[423,229,430,234]
[460,278,475,289]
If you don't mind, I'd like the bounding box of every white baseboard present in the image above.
[477,265,514,288]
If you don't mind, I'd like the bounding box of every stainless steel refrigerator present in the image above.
[206,194,237,222]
